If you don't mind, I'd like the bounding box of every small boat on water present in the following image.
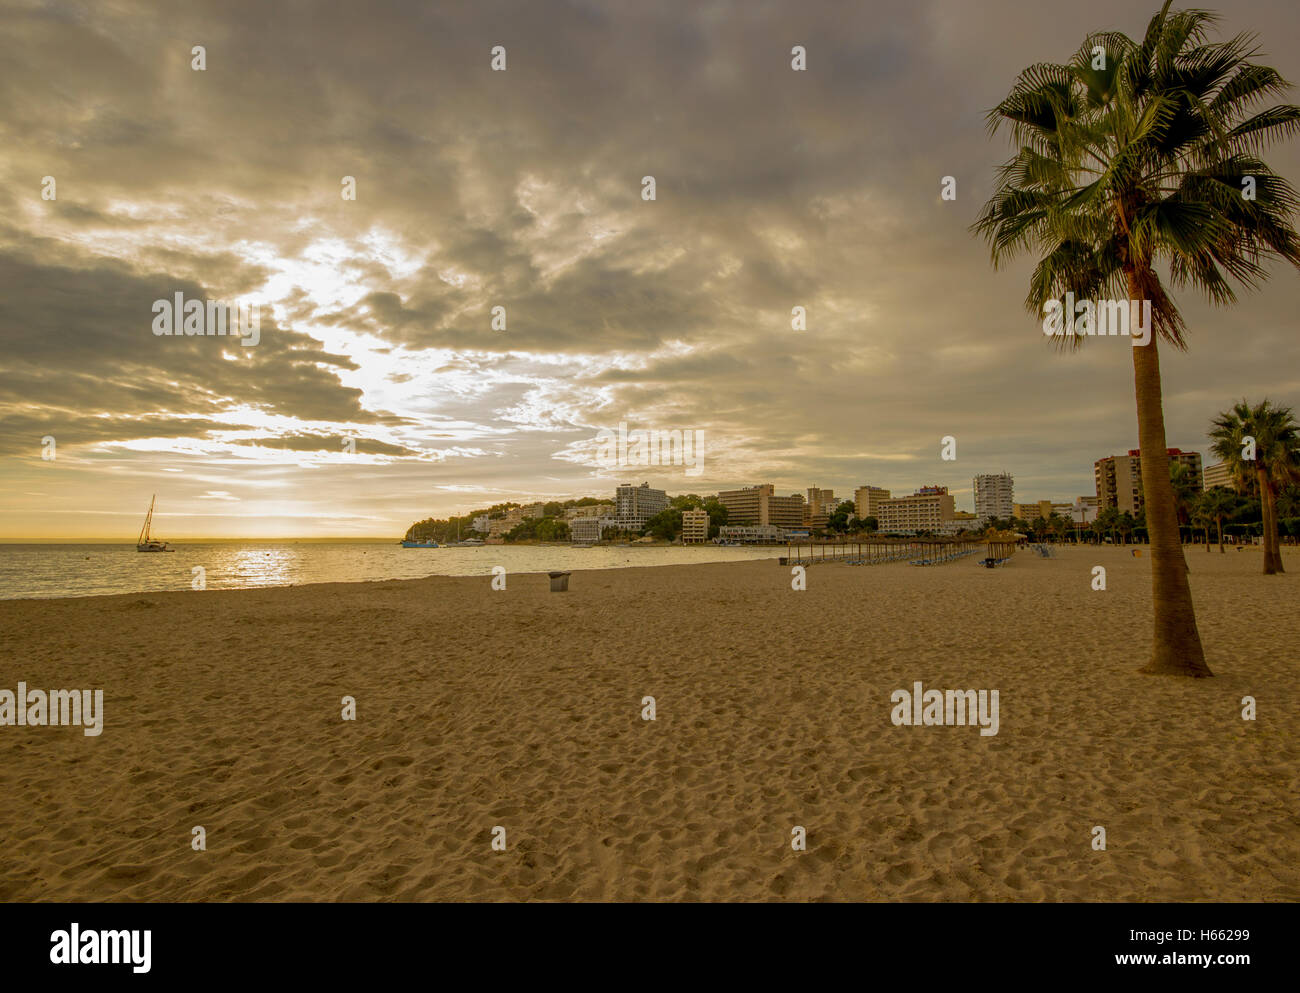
[136,495,174,552]
[400,538,439,548]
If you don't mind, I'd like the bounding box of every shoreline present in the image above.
[2,543,780,605]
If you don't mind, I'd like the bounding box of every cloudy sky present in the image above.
[2,0,1298,539]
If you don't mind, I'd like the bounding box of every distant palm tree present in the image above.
[1190,500,1212,551]
[1209,399,1300,572]
[1195,486,1238,553]
[974,2,1300,676]
[1169,461,1198,540]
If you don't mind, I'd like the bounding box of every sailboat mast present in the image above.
[139,495,155,544]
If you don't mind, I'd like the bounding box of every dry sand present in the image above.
[0,546,1295,902]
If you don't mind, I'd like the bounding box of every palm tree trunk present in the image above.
[1217,514,1225,553]
[1256,466,1278,575]
[1266,479,1284,573]
[1129,310,1212,676]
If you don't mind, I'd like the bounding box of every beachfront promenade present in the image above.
[781,537,1000,567]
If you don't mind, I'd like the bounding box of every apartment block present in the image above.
[1203,461,1237,491]
[972,473,1014,521]
[803,503,830,530]
[806,487,837,515]
[1014,500,1056,521]
[681,508,710,543]
[853,485,892,520]
[1095,449,1203,515]
[767,494,806,529]
[569,516,613,543]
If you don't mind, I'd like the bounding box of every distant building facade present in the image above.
[564,503,615,520]
[1014,500,1071,521]
[681,508,709,543]
[853,485,891,521]
[877,486,956,533]
[1095,449,1203,515]
[614,482,668,529]
[719,524,787,544]
[1072,496,1099,524]
[570,516,614,543]
[806,487,837,515]
[1203,461,1237,491]
[717,484,805,529]
[973,473,1014,522]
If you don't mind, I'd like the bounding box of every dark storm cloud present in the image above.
[0,251,374,434]
[0,410,254,458]
[230,433,421,457]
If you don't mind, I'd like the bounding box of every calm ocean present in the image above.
[0,542,781,600]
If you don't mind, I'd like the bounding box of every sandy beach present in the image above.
[0,546,1295,902]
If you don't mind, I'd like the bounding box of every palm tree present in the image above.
[1195,486,1238,553]
[1118,512,1136,545]
[1095,506,1121,544]
[974,2,1300,676]
[1190,500,1212,551]
[1209,398,1300,572]
[1169,461,1198,542]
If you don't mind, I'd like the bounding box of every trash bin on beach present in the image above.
[548,571,571,592]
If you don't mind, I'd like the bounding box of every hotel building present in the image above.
[614,482,668,529]
[717,484,806,529]
[972,473,1014,522]
[877,485,957,534]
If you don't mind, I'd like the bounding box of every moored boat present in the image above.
[136,495,174,552]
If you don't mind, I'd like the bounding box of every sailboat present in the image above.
[136,495,174,552]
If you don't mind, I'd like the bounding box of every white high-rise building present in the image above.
[973,473,1015,522]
